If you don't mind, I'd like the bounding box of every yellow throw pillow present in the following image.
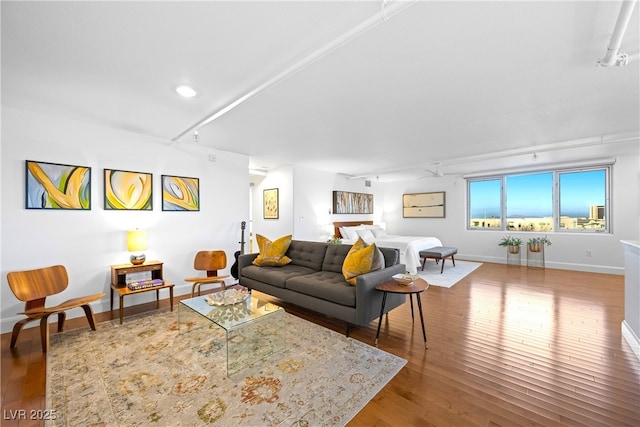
[342,237,377,285]
[253,234,292,267]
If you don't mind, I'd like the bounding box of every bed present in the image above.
[333,221,443,274]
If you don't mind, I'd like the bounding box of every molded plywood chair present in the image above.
[185,251,229,297]
[6,265,105,352]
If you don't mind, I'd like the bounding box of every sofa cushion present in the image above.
[241,264,316,288]
[379,247,400,267]
[286,240,328,270]
[253,234,292,267]
[285,271,356,307]
[322,244,351,273]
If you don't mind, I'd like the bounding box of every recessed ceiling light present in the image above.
[175,85,197,98]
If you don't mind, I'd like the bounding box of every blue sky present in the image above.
[469,170,605,218]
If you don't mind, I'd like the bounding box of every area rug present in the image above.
[46,308,406,426]
[416,260,482,288]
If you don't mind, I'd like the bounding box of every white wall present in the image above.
[291,166,335,241]
[249,166,294,251]
[1,107,249,333]
[250,167,385,245]
[293,169,386,241]
[382,144,640,274]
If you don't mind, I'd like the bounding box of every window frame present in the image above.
[466,164,612,234]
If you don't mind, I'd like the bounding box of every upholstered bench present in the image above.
[419,246,458,273]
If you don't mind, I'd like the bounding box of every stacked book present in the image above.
[127,278,164,290]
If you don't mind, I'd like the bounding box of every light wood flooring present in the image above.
[2,262,639,426]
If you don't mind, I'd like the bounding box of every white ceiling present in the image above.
[2,1,639,181]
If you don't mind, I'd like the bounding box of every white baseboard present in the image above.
[460,254,623,275]
[622,320,640,363]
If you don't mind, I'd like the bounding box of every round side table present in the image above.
[375,277,429,349]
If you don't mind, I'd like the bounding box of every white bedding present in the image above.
[342,234,443,274]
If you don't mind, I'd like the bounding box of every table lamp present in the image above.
[127,229,147,265]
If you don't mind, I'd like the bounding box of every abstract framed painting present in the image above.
[161,175,200,211]
[263,188,279,219]
[332,191,373,214]
[25,160,91,210]
[403,191,446,218]
[104,169,152,210]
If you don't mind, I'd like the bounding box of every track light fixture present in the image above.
[597,0,637,67]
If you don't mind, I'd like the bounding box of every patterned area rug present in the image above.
[47,308,406,426]
[416,260,482,288]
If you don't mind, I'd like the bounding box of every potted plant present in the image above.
[527,236,552,253]
[326,237,342,244]
[498,235,522,254]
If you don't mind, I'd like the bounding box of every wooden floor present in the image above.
[2,262,639,426]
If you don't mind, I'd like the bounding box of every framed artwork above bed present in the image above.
[333,191,373,214]
[403,192,445,218]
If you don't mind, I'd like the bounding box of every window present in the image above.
[558,169,607,231]
[467,165,610,233]
[468,179,502,229]
[506,172,553,231]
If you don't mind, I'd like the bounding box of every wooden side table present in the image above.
[375,277,429,349]
[110,261,175,324]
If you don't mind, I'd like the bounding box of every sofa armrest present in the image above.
[356,263,405,287]
[354,263,407,325]
[238,253,258,276]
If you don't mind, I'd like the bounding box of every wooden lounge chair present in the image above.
[7,265,105,352]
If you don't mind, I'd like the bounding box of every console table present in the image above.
[110,260,174,324]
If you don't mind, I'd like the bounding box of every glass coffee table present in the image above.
[178,289,285,375]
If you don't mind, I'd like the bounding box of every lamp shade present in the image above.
[127,230,147,252]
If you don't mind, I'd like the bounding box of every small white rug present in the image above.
[416,260,482,288]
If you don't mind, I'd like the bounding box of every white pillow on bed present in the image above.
[339,226,359,239]
[371,226,387,238]
[338,226,350,239]
[356,228,376,241]
[342,226,365,240]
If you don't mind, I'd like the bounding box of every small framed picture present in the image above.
[263,188,279,219]
[162,175,200,211]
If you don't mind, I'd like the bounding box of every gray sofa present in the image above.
[238,240,406,334]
